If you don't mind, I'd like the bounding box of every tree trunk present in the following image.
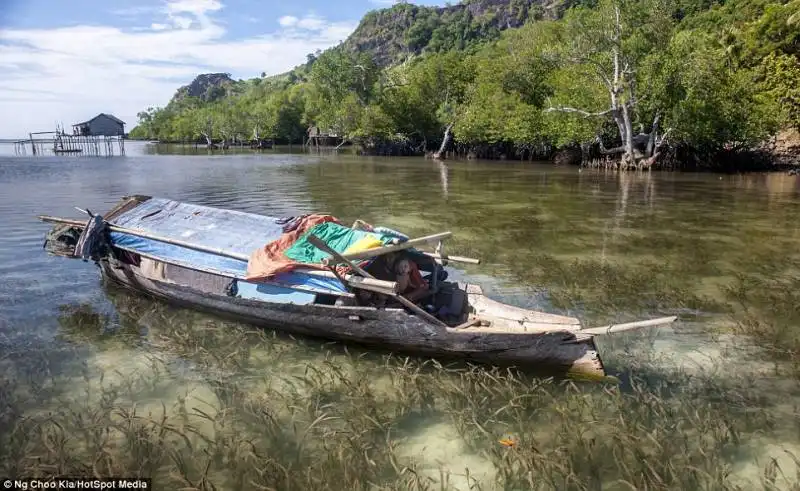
[201,132,215,149]
[646,114,661,157]
[621,104,635,167]
[544,3,673,171]
[433,123,454,160]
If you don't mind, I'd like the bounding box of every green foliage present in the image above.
[404,10,438,52]
[642,29,780,154]
[760,52,800,130]
[456,28,553,145]
[745,0,800,58]
[129,0,796,167]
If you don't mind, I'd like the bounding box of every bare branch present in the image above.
[597,136,626,155]
[594,68,614,91]
[656,128,673,147]
[569,56,614,90]
[545,106,616,118]
[565,56,615,91]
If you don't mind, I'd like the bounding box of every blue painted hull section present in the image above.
[233,280,317,305]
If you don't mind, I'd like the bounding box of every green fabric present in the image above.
[283,222,396,264]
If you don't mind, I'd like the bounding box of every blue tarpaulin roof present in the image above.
[108,198,347,294]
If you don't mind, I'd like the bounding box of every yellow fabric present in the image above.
[343,235,383,255]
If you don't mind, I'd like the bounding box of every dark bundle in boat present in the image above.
[44,224,83,258]
[39,195,677,378]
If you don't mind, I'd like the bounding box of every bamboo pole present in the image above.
[36,215,398,293]
[329,232,453,262]
[424,252,481,265]
[307,234,448,328]
[580,316,677,335]
[453,318,482,329]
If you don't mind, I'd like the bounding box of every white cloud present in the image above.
[278,15,298,27]
[368,0,448,5]
[170,16,194,29]
[165,0,222,16]
[296,15,326,30]
[0,1,356,138]
[111,5,160,17]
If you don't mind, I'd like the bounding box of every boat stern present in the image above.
[43,222,84,258]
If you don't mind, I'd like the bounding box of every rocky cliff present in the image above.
[171,73,237,103]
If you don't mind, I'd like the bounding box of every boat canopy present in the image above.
[108,198,349,294]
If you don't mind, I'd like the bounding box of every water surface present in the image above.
[1,142,799,489]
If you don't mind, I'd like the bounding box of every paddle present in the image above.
[306,234,448,328]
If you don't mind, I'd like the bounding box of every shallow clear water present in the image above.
[1,142,800,489]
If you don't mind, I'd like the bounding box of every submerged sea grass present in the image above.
[2,252,800,490]
[723,256,800,376]
[0,327,797,490]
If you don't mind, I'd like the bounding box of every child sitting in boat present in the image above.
[352,251,429,307]
[387,252,429,303]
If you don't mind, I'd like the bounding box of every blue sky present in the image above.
[0,0,446,138]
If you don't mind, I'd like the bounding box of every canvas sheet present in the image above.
[110,231,347,294]
[283,221,398,264]
[111,197,285,257]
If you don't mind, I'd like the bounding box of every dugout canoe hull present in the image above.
[98,255,606,377]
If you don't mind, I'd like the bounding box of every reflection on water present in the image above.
[1,146,800,488]
[439,161,449,200]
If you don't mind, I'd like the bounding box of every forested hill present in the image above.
[130,0,800,171]
[161,0,579,105]
[341,0,580,66]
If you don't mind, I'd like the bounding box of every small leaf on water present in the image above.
[498,437,517,447]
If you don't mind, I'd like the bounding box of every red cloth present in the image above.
[245,214,343,281]
[395,258,427,292]
[408,260,427,290]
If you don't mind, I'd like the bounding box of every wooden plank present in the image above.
[105,195,152,221]
[468,294,581,325]
[453,318,482,329]
[523,321,582,332]
[463,283,484,295]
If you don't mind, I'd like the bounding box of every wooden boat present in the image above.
[38,195,677,377]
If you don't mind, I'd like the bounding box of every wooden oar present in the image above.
[37,214,398,294]
[306,234,448,328]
